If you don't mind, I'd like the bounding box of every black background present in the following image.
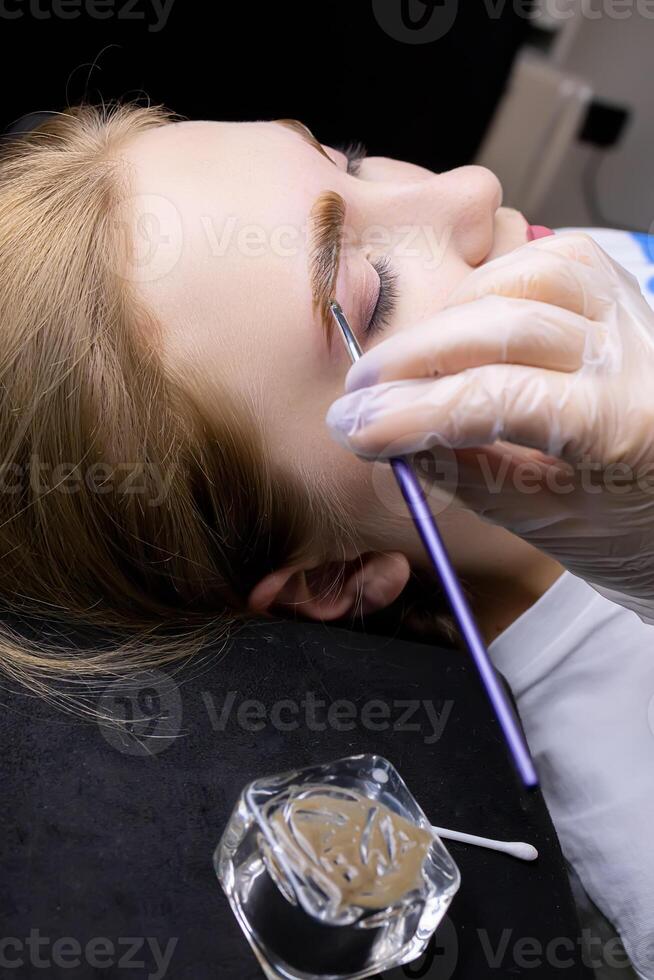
[1,619,592,979]
[1,0,532,170]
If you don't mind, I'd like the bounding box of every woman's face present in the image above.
[124,119,539,599]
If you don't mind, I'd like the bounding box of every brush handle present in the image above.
[390,457,539,788]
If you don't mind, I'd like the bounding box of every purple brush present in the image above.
[329,300,538,789]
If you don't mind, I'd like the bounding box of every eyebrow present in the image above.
[308,190,347,350]
[273,120,346,349]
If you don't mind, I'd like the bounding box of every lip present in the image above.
[526,224,555,241]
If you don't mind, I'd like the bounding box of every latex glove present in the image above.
[326,231,654,624]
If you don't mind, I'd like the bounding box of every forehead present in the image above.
[121,118,335,400]
[125,118,331,230]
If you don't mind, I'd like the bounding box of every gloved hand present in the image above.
[326,231,654,624]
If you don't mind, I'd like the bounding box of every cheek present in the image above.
[372,251,470,347]
[423,256,471,312]
[264,371,365,499]
[320,449,404,549]
[317,446,400,533]
[290,418,376,517]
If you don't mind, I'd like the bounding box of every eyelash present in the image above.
[336,140,368,177]
[333,140,396,336]
[367,255,398,337]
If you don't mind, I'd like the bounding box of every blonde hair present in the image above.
[0,102,360,699]
[0,102,456,703]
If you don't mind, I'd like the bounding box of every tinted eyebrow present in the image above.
[308,190,347,350]
[274,118,337,165]
[274,120,345,348]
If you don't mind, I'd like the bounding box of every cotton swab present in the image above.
[432,825,538,861]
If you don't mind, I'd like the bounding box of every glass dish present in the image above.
[214,753,461,979]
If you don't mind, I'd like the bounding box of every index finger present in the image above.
[345,294,591,393]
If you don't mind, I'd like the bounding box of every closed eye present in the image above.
[365,256,398,338]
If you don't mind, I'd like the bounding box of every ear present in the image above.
[247,551,411,622]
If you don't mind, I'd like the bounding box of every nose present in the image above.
[443,164,503,215]
[429,165,503,266]
[371,164,503,268]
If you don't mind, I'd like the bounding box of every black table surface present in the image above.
[0,618,593,979]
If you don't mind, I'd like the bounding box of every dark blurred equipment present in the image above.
[578,98,630,150]
[477,7,653,232]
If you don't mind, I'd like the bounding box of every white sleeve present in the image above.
[489,570,654,979]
